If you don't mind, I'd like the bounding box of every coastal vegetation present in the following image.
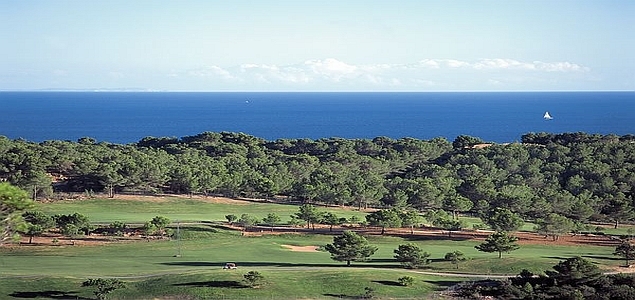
[1,131,635,228]
[456,256,635,299]
[2,131,635,298]
[0,190,633,298]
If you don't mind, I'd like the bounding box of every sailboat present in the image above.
[543,111,553,120]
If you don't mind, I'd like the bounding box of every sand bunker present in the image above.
[281,244,319,252]
[114,194,251,205]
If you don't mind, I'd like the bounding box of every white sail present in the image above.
[543,111,553,120]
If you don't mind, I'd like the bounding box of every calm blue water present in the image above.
[0,92,633,144]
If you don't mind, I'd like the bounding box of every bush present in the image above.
[243,271,264,287]
[82,278,125,300]
[473,223,487,230]
[361,286,375,299]
[108,221,127,236]
[141,222,156,236]
[398,276,415,286]
[225,214,237,224]
[394,243,430,269]
[444,250,467,269]
[150,216,170,232]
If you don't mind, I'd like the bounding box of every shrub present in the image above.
[472,223,487,230]
[109,221,127,236]
[361,286,375,299]
[82,278,125,300]
[394,243,430,268]
[243,271,264,287]
[398,276,415,286]
[225,214,237,224]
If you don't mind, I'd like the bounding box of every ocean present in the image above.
[0,92,633,144]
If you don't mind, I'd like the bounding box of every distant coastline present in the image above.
[0,91,633,144]
[1,89,633,93]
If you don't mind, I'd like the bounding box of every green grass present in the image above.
[0,271,461,300]
[597,225,635,237]
[460,216,537,232]
[1,196,624,299]
[1,225,618,276]
[35,196,366,223]
[0,277,92,299]
[0,226,619,299]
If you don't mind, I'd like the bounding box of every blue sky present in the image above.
[1,0,633,91]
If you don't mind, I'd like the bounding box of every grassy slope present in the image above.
[0,271,459,300]
[2,227,618,277]
[0,196,624,299]
[35,196,367,223]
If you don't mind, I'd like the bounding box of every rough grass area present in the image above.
[35,196,367,223]
[0,271,461,299]
[1,225,619,276]
[1,195,627,299]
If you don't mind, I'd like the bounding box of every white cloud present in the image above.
[409,58,587,72]
[418,59,441,69]
[474,58,524,70]
[304,58,359,82]
[239,64,310,84]
[177,58,591,90]
[188,66,236,80]
[446,59,471,68]
[305,58,357,74]
[470,59,588,72]
[533,61,588,72]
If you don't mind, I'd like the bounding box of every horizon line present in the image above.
[1,89,633,93]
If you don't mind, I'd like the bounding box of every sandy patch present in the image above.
[198,197,252,205]
[281,244,319,252]
[108,194,252,205]
[603,264,635,274]
[10,233,144,247]
[375,227,621,248]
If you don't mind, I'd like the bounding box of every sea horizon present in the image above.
[2,89,633,93]
[1,91,633,144]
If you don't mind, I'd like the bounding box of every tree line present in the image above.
[1,131,635,227]
[456,256,635,299]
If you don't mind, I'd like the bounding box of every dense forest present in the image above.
[1,131,635,227]
[456,256,635,299]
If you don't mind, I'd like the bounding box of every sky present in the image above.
[1,0,634,91]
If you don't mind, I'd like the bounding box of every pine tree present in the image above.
[475,231,520,258]
[324,231,377,266]
[614,240,635,266]
[394,243,430,269]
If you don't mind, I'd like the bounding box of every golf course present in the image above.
[0,194,628,299]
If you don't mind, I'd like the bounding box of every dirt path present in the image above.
[15,221,621,248]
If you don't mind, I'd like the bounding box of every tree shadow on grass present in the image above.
[323,293,360,299]
[9,290,90,299]
[160,261,397,269]
[543,255,620,262]
[372,280,402,286]
[174,225,218,233]
[422,280,462,288]
[366,258,397,263]
[173,280,246,289]
[402,234,471,242]
[581,255,622,261]
[542,256,573,260]
[577,239,621,247]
